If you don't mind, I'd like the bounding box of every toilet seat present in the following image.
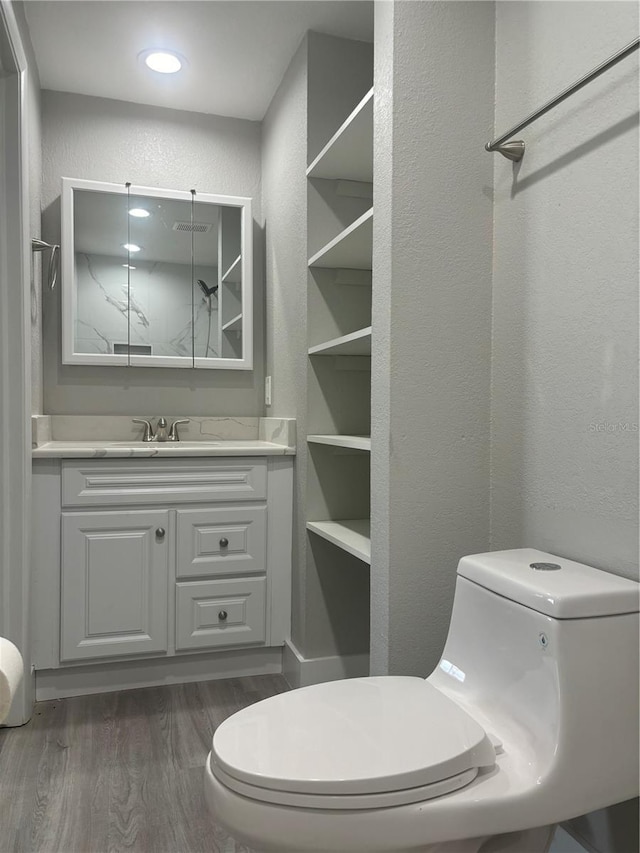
[209,757,480,809]
[211,676,496,810]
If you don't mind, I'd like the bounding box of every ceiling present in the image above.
[24,0,374,121]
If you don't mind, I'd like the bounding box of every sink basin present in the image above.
[108,441,222,448]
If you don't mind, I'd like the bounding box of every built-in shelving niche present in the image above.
[306,520,371,565]
[306,84,373,569]
[308,208,373,270]
[307,434,371,451]
[308,326,371,357]
[306,88,373,183]
[306,440,371,562]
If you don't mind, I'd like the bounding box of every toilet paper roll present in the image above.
[0,637,24,724]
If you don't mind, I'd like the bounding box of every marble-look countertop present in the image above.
[31,416,296,458]
[32,440,294,458]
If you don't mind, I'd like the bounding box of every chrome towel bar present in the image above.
[487,37,640,161]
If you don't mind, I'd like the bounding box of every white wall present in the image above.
[40,90,263,415]
[491,4,639,850]
[370,0,495,676]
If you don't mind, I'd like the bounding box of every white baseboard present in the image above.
[35,647,283,700]
[550,827,591,853]
[283,638,369,689]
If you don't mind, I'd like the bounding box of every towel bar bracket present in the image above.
[491,141,526,162]
[487,37,639,161]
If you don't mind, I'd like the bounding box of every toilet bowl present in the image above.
[204,549,640,853]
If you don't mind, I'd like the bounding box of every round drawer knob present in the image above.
[219,537,229,548]
[156,527,166,539]
[218,610,228,621]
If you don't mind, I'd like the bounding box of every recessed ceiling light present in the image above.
[142,50,183,74]
[122,264,137,269]
[123,243,141,253]
[129,208,151,218]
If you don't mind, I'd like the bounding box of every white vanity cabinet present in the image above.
[32,454,293,693]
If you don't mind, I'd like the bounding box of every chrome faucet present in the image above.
[131,417,190,442]
[155,417,169,442]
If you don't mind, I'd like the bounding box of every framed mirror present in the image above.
[61,178,253,369]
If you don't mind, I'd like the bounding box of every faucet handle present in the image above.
[168,419,190,442]
[132,418,154,442]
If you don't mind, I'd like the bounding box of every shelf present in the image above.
[307,434,371,451]
[306,89,374,183]
[307,519,371,564]
[222,254,242,283]
[308,208,373,270]
[308,327,371,356]
[222,312,242,332]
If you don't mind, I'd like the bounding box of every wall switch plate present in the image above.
[265,375,272,407]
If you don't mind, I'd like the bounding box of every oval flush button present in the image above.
[530,562,562,571]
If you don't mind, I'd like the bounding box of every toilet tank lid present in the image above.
[457,549,639,619]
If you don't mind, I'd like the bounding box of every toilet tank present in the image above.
[428,549,639,810]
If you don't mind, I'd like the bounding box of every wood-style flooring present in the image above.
[0,675,289,853]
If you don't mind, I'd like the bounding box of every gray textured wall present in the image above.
[491,4,639,850]
[491,2,639,581]
[40,90,263,416]
[262,36,309,653]
[370,0,495,676]
[12,2,42,415]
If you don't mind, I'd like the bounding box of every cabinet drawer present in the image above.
[176,506,267,578]
[176,577,266,650]
[62,458,267,507]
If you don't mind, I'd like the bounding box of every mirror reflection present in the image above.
[63,179,252,369]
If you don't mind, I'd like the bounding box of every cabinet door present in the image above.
[61,510,169,661]
[176,505,267,578]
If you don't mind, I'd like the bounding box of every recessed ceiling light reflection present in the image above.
[122,264,137,269]
[142,50,183,74]
[123,243,141,253]
[129,208,151,218]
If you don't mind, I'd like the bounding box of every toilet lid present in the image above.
[212,677,495,797]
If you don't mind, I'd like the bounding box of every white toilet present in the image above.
[204,549,639,853]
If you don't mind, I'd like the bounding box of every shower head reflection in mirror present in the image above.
[198,279,218,298]
[198,279,218,357]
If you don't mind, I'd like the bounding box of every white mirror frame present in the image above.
[61,177,253,370]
